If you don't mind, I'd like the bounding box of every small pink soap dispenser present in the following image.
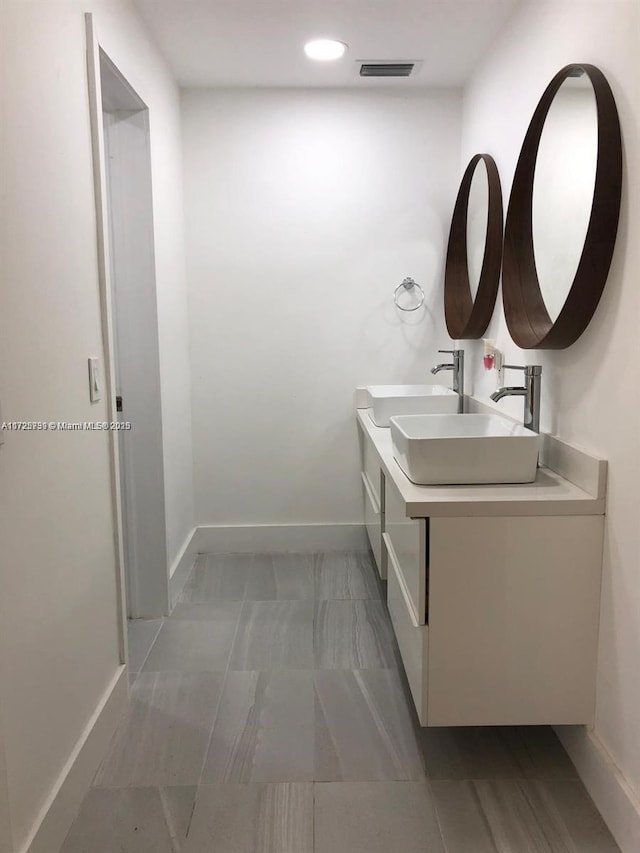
[483,339,503,375]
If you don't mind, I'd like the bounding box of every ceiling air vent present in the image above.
[359,62,415,78]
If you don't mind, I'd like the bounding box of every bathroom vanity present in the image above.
[357,404,606,728]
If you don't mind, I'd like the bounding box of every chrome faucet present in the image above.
[431,349,464,413]
[490,364,542,433]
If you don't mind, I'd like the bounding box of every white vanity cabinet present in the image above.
[385,475,603,727]
[357,408,607,728]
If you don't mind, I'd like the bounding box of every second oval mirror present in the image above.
[444,154,503,339]
[533,71,597,321]
[502,63,622,349]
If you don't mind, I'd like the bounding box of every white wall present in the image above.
[183,89,461,527]
[459,0,640,841]
[0,1,193,850]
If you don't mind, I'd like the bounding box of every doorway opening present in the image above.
[87,16,169,636]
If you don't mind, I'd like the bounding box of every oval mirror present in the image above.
[502,64,622,349]
[444,154,503,339]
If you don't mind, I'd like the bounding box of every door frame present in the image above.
[85,13,169,662]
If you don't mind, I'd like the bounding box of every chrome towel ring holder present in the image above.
[394,277,425,311]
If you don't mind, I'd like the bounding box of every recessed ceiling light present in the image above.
[304,39,348,61]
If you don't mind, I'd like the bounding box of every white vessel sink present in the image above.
[390,413,540,485]
[367,384,459,427]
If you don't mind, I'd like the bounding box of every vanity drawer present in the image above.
[384,476,427,624]
[363,434,383,508]
[362,473,384,578]
[386,538,428,725]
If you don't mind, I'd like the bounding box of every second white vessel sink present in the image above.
[367,384,458,427]
[390,413,540,485]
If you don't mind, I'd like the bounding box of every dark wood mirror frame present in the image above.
[444,154,503,339]
[502,63,622,349]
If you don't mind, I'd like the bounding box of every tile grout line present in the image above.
[195,557,253,788]
[175,552,201,608]
[129,550,199,678]
[312,780,317,853]
[130,618,165,678]
[425,776,454,853]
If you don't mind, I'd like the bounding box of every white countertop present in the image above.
[357,408,605,518]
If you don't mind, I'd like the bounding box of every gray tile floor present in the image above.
[61,551,620,852]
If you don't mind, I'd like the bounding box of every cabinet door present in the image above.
[384,476,428,625]
[386,536,429,724]
[362,473,383,577]
[427,515,603,726]
[363,432,383,508]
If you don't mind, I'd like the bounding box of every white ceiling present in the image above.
[132,0,523,89]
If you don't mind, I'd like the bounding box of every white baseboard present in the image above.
[555,725,640,853]
[21,667,128,853]
[193,523,367,554]
[168,527,198,610]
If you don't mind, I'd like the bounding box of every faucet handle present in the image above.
[503,364,542,375]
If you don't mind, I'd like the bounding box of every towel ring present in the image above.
[394,277,425,311]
